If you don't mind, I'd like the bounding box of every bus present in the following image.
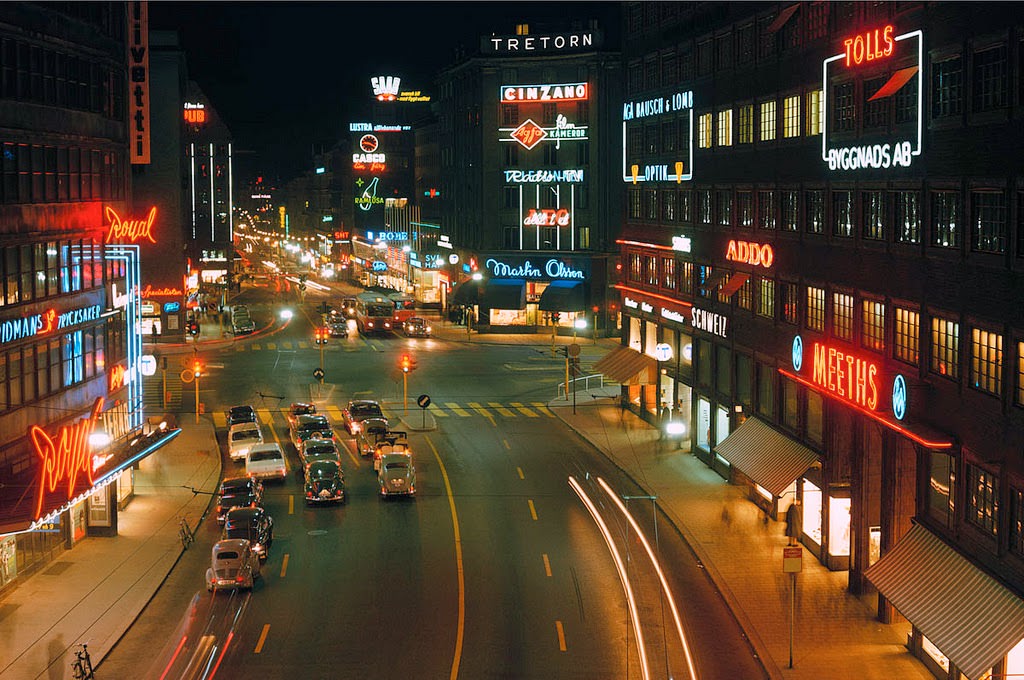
[355,293,394,335]
[388,292,416,324]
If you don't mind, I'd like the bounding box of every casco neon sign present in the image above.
[811,342,879,410]
[843,25,894,67]
[105,206,157,244]
[725,240,774,268]
[524,208,570,227]
[31,398,104,519]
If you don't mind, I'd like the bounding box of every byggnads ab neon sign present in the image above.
[822,25,923,171]
[31,398,104,519]
[105,206,157,244]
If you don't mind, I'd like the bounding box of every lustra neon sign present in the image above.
[811,342,879,410]
[105,206,157,244]
[31,398,104,519]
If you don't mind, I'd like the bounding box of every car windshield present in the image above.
[309,464,339,478]
[225,526,255,540]
[298,418,329,431]
[215,551,239,560]
[231,430,259,441]
[351,404,381,417]
[221,492,256,506]
[250,451,282,462]
[306,445,335,455]
[385,462,409,471]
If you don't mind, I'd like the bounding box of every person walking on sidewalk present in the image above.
[785,498,802,545]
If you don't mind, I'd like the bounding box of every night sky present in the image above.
[150,1,622,182]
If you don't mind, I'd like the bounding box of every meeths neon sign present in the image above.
[725,240,774,268]
[500,83,588,102]
[811,342,879,410]
[105,206,157,244]
[31,398,104,519]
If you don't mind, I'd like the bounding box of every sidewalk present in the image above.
[0,420,221,680]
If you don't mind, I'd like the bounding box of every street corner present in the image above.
[397,412,438,432]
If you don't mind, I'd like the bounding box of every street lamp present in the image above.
[653,343,673,427]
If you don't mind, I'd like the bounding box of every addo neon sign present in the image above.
[500,83,588,102]
[811,342,880,410]
[725,240,774,268]
[30,398,104,519]
[822,26,923,171]
[524,208,570,227]
[105,206,157,244]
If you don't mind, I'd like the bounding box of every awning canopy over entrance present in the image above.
[713,416,820,497]
[450,279,481,306]
[593,345,656,385]
[478,278,526,310]
[538,280,586,312]
[865,524,1024,680]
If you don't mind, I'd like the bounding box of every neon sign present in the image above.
[892,374,907,420]
[484,257,584,280]
[31,398,104,519]
[0,304,100,345]
[672,235,692,253]
[371,261,387,272]
[622,90,694,184]
[109,364,126,392]
[141,284,183,298]
[500,83,588,102]
[183,102,206,124]
[359,135,379,152]
[502,116,589,150]
[371,75,400,101]
[822,27,923,171]
[810,342,879,410]
[105,206,157,244]
[725,240,774,268]
[691,307,728,337]
[523,208,570,227]
[510,120,546,150]
[368,231,408,241]
[486,32,596,54]
[504,169,584,183]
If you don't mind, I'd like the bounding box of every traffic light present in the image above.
[192,360,201,378]
[314,328,328,345]
[399,354,418,373]
[188,321,199,336]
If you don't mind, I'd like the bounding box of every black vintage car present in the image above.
[304,460,345,505]
[222,506,274,561]
[216,476,264,523]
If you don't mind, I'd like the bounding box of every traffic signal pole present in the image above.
[403,371,408,415]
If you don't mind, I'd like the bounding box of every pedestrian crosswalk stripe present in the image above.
[510,402,539,417]
[445,402,471,417]
[530,402,555,417]
[325,405,345,425]
[428,403,448,418]
[487,402,515,417]
[467,402,492,418]
[282,342,293,350]
[235,345,245,352]
[212,412,227,428]
[257,409,274,430]
[252,343,262,351]
[266,342,277,350]
[298,341,309,349]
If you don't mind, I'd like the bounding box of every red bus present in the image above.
[355,293,394,335]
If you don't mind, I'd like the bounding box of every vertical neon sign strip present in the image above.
[897,30,923,156]
[209,143,215,241]
[104,245,143,429]
[189,143,197,239]
[227,142,234,243]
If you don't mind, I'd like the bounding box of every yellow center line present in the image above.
[542,553,552,577]
[280,553,289,578]
[503,439,511,450]
[555,620,567,651]
[288,495,294,515]
[517,467,524,480]
[343,439,360,467]
[426,435,464,680]
[528,499,538,521]
[254,623,271,653]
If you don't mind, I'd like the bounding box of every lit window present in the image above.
[806,286,825,331]
[896,191,921,244]
[698,113,713,149]
[757,278,775,318]
[1011,486,1024,557]
[970,328,1002,395]
[966,463,998,537]
[783,95,800,138]
[894,307,920,365]
[931,316,960,379]
[862,191,886,240]
[759,101,777,141]
[736,276,753,311]
[931,190,961,248]
[662,257,676,290]
[758,190,776,230]
[736,191,753,228]
[717,109,733,146]
[971,190,1006,254]
[832,292,853,341]
[832,191,853,237]
[738,104,753,144]
[781,283,799,324]
[861,300,885,351]
[806,90,822,136]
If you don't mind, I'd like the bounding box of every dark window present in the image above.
[716,33,733,70]
[806,190,824,234]
[628,189,643,219]
[698,189,712,225]
[894,71,918,124]
[806,3,828,41]
[863,77,889,129]
[782,191,799,231]
[895,191,920,243]
[833,82,855,132]
[644,189,658,220]
[932,56,963,118]
[931,190,961,248]
[716,189,732,226]
[678,45,693,81]
[627,63,642,95]
[662,121,676,153]
[645,125,658,154]
[757,16,776,60]
[1011,486,1024,558]
[737,25,754,64]
[662,190,677,222]
[502,227,517,249]
[736,191,753,228]
[644,59,658,91]
[832,190,853,237]
[628,127,643,156]
[781,282,799,324]
[862,191,886,240]
[758,190,776,230]
[973,45,1007,112]
[971,190,1006,254]
[757,362,775,419]
[678,190,692,223]
[661,53,677,86]
[697,40,713,76]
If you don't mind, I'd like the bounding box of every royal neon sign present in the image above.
[843,25,894,67]
[725,240,774,268]
[105,206,157,244]
[811,342,879,410]
[523,208,570,227]
[31,398,104,519]
[500,83,588,102]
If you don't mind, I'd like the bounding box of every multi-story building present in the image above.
[0,2,177,592]
[435,21,622,334]
[614,2,1024,678]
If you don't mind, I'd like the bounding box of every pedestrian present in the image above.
[720,501,732,528]
[785,498,802,545]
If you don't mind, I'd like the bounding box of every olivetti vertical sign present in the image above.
[128,2,150,164]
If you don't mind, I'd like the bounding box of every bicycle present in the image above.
[178,516,194,549]
[70,643,94,680]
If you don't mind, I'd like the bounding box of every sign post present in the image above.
[417,394,431,429]
[782,545,803,668]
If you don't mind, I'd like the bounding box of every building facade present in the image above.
[615,3,1024,678]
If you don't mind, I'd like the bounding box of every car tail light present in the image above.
[306,491,313,498]
[236,575,244,583]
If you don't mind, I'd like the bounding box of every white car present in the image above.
[378,451,416,498]
[228,423,263,462]
[205,538,261,591]
[245,443,287,481]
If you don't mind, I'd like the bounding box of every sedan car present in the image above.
[326,313,349,338]
[286,402,317,429]
[300,437,342,468]
[228,423,263,462]
[342,399,384,434]
[304,460,346,505]
[222,506,274,561]
[227,405,258,428]
[232,314,256,335]
[206,539,260,591]
[378,452,416,498]
[340,297,358,319]
[290,414,331,451]
[216,476,264,524]
[245,443,287,482]
[403,316,432,338]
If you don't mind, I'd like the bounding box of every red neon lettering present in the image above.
[844,24,894,67]
[811,342,880,410]
[523,208,570,227]
[725,240,775,268]
[141,284,183,298]
[105,206,158,244]
[31,398,104,519]
[109,365,126,392]
[39,308,57,335]
[183,109,206,124]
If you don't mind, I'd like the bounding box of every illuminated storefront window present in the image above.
[828,494,851,556]
[759,100,776,141]
[921,635,950,674]
[697,397,711,452]
[803,479,823,545]
[930,315,960,379]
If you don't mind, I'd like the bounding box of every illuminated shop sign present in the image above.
[822,25,922,171]
[725,240,774,268]
[369,76,431,103]
[359,135,379,152]
[500,82,588,103]
[355,177,381,211]
[30,398,104,519]
[622,90,694,184]
[368,231,408,241]
[672,235,692,253]
[510,119,545,150]
[523,208,570,227]
[484,32,599,54]
[251,193,272,200]
[372,261,388,272]
[660,307,686,324]
[183,102,206,124]
[163,301,180,313]
[484,257,585,281]
[128,2,150,164]
[437,235,453,250]
[105,206,157,244]
[810,341,880,410]
[109,364,126,392]
[691,307,728,338]
[352,154,386,171]
[141,284,183,298]
[502,115,589,150]
[892,374,907,420]
[0,304,102,345]
[349,122,412,132]
[504,169,584,183]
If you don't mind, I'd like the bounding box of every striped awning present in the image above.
[713,416,819,497]
[593,345,656,385]
[865,524,1024,680]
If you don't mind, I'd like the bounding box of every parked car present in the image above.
[290,414,331,451]
[228,423,263,462]
[300,437,342,468]
[304,460,346,505]
[216,476,263,524]
[372,431,410,472]
[227,405,258,428]
[206,539,260,591]
[342,399,384,434]
[286,402,317,429]
[403,316,432,338]
[222,506,274,561]
[245,443,287,481]
[356,417,390,457]
[378,451,416,498]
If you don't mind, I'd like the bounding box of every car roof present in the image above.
[214,538,250,553]
[307,460,340,474]
[290,402,316,413]
[221,476,258,491]
[304,439,337,449]
[225,506,262,523]
[296,414,329,424]
[229,421,260,432]
[348,399,379,408]
[229,405,255,414]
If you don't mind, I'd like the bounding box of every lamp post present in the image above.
[653,343,673,432]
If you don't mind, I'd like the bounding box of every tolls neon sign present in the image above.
[725,240,774,268]
[30,398,104,519]
[105,206,157,244]
[523,208,570,227]
[811,342,879,410]
[843,25,894,67]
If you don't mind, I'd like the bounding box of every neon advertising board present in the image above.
[105,206,157,244]
[822,24,923,171]
[370,76,431,103]
[622,90,694,183]
[183,102,206,124]
[691,307,728,338]
[501,115,589,150]
[500,83,588,102]
[0,303,102,346]
[484,32,600,54]
[791,336,880,410]
[524,209,571,227]
[354,177,382,211]
[484,256,586,281]
[725,240,774,268]
[349,122,411,133]
[504,169,584,183]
